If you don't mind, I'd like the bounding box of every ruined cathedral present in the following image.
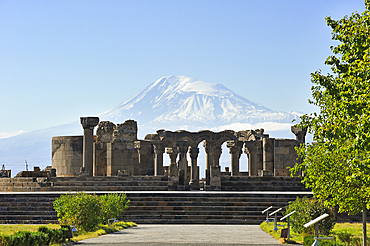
[51,117,306,191]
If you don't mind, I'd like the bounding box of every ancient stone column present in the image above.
[152,141,165,176]
[244,140,263,176]
[166,147,179,176]
[177,141,189,185]
[166,146,179,190]
[189,146,200,190]
[291,126,307,143]
[210,145,222,190]
[80,117,99,176]
[262,138,274,176]
[226,140,243,176]
[203,140,215,185]
[94,121,115,176]
[134,141,153,176]
[291,126,307,176]
[203,140,221,190]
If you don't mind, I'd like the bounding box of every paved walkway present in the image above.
[75,224,282,245]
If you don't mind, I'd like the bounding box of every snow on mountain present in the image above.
[99,75,300,132]
[0,75,303,176]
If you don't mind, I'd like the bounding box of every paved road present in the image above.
[74,224,282,245]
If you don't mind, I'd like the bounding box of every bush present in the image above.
[303,235,349,246]
[0,234,10,246]
[99,193,130,225]
[7,231,49,246]
[38,225,68,244]
[53,192,101,232]
[53,192,130,231]
[285,197,336,235]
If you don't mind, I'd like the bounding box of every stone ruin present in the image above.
[50,116,307,191]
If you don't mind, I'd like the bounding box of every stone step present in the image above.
[125,205,283,212]
[52,181,168,186]
[49,176,167,182]
[124,210,273,216]
[49,186,168,191]
[0,214,57,220]
[128,201,295,206]
[0,186,168,192]
[127,193,296,202]
[122,214,261,224]
[0,211,57,216]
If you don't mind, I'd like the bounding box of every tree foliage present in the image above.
[53,192,130,232]
[291,0,370,215]
[285,197,336,235]
[99,193,129,225]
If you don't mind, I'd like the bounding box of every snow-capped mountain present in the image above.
[99,75,300,131]
[0,75,303,176]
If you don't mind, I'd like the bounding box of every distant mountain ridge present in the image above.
[99,75,300,131]
[0,75,302,176]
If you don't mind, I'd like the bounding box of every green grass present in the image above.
[0,224,60,237]
[71,221,137,243]
[260,221,370,244]
[0,221,137,245]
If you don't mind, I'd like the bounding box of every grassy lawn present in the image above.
[0,221,136,245]
[260,221,370,245]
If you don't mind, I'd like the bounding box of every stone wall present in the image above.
[52,136,83,177]
[274,139,299,176]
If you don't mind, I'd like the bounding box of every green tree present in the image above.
[291,0,370,244]
[99,193,130,225]
[53,192,101,232]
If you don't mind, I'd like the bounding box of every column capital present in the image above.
[226,140,243,155]
[166,147,179,155]
[152,141,166,154]
[203,140,216,154]
[176,141,189,152]
[80,117,99,130]
[291,126,307,142]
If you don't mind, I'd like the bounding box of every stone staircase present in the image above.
[122,191,312,224]
[0,192,59,224]
[0,191,312,224]
[0,191,368,225]
[221,176,310,191]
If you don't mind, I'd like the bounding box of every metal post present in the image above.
[287,216,290,240]
[274,213,278,231]
[312,223,319,246]
[266,211,270,223]
[363,204,367,246]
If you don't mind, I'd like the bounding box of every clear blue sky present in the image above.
[0,0,366,138]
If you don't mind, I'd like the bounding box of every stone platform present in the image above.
[0,175,310,192]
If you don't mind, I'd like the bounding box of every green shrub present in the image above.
[38,225,68,244]
[53,192,101,232]
[350,236,370,246]
[99,193,129,225]
[54,192,130,231]
[0,234,10,246]
[303,235,350,246]
[7,231,49,246]
[303,235,315,246]
[285,197,336,235]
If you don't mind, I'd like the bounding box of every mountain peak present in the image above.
[99,75,300,131]
[152,75,222,97]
